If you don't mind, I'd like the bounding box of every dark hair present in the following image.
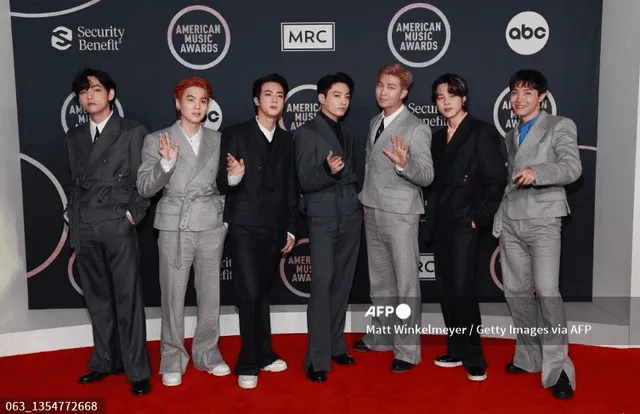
[317,72,354,97]
[71,68,117,108]
[252,73,289,113]
[431,73,469,111]
[509,69,547,94]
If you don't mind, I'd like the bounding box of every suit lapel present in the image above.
[171,121,196,165]
[514,111,549,162]
[88,115,120,166]
[313,114,343,156]
[188,127,217,183]
[370,107,411,156]
[77,122,93,161]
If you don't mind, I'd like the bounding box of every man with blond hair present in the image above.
[355,64,434,372]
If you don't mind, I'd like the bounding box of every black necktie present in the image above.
[374,118,384,143]
[94,127,100,145]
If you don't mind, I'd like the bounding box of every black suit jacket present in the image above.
[423,115,507,242]
[293,114,360,218]
[216,119,298,238]
[66,114,150,248]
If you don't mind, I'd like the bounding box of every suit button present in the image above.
[257,166,262,170]
[103,160,107,163]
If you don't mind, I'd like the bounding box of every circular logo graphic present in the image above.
[60,92,124,133]
[279,238,311,298]
[395,303,412,320]
[506,11,549,55]
[204,98,223,131]
[19,153,69,279]
[278,84,320,132]
[492,87,556,137]
[167,5,231,70]
[11,0,101,18]
[387,3,451,68]
[489,246,503,291]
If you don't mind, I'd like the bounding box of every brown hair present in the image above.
[377,64,413,90]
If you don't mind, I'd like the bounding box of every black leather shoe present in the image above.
[353,340,371,352]
[467,367,487,381]
[433,354,463,368]
[306,366,327,382]
[131,379,151,396]
[331,354,355,365]
[505,362,527,374]
[551,371,573,400]
[78,371,110,384]
[391,359,414,373]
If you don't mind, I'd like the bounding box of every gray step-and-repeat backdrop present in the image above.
[10,0,601,308]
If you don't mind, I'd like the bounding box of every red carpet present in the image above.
[0,334,634,413]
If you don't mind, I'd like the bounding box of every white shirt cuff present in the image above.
[228,173,244,186]
[395,164,404,173]
[161,157,176,173]
[126,210,134,224]
[287,232,295,243]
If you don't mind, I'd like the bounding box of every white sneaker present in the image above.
[162,372,182,387]
[238,375,258,389]
[209,362,231,377]
[261,359,287,372]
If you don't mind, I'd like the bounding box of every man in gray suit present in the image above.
[294,73,361,383]
[355,64,434,372]
[493,70,582,400]
[137,77,231,387]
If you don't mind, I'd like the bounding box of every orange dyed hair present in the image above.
[377,64,413,90]
[173,76,213,101]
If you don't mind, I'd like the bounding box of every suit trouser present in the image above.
[158,227,226,374]
[229,224,281,376]
[304,211,362,372]
[361,208,422,364]
[434,219,485,369]
[500,216,576,389]
[75,216,151,382]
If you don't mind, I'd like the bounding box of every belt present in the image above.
[166,189,220,268]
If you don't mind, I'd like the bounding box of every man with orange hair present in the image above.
[356,64,434,372]
[138,77,231,387]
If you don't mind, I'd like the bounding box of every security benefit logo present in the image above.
[387,3,451,68]
[492,87,557,137]
[406,101,446,128]
[506,11,549,55]
[279,238,311,298]
[51,25,125,51]
[281,23,335,51]
[220,256,232,281]
[167,5,231,70]
[60,92,124,133]
[278,84,320,131]
[204,98,223,131]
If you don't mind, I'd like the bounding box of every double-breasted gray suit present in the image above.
[137,121,227,375]
[358,106,434,365]
[493,110,582,390]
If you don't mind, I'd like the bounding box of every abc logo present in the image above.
[505,11,549,55]
[204,98,223,131]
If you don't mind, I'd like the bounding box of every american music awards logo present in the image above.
[279,238,311,298]
[278,84,320,132]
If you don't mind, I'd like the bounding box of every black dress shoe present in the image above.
[306,366,327,382]
[131,379,151,396]
[78,371,110,384]
[504,362,527,374]
[551,371,573,400]
[331,354,355,365]
[433,354,463,368]
[391,359,414,373]
[353,340,371,352]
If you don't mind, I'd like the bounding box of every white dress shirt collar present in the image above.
[89,110,114,141]
[380,105,405,128]
[256,117,276,142]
